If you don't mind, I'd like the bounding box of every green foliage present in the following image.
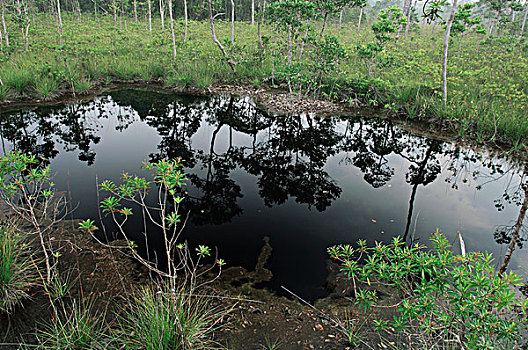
[0,224,35,314]
[328,232,528,349]
[357,6,406,77]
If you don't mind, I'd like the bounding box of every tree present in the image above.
[183,0,188,40]
[208,0,237,73]
[168,0,177,58]
[442,0,459,105]
[0,0,8,48]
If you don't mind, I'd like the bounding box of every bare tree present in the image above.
[208,0,236,73]
[404,0,418,40]
[443,0,459,105]
[0,0,6,48]
[159,0,165,28]
[148,0,152,33]
[168,0,176,58]
[258,0,266,49]
[183,0,188,40]
[56,0,63,46]
[15,0,31,51]
[251,0,255,25]
[230,0,235,43]
[396,0,412,40]
[520,1,528,39]
[357,7,363,34]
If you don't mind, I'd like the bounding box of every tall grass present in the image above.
[36,299,110,349]
[0,223,35,314]
[118,282,225,350]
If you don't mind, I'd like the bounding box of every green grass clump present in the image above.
[0,224,35,314]
[3,68,34,95]
[35,76,61,98]
[118,283,225,350]
[36,299,110,349]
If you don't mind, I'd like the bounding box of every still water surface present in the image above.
[1,89,526,300]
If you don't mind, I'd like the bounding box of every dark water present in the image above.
[1,89,527,300]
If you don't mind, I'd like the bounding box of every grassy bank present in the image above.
[0,14,527,149]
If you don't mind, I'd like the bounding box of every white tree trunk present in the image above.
[357,7,363,35]
[208,0,236,73]
[404,0,417,40]
[251,0,255,25]
[113,0,117,27]
[183,0,188,40]
[397,0,412,40]
[57,0,63,46]
[148,0,152,33]
[520,4,528,39]
[160,0,165,29]
[339,9,343,33]
[168,0,176,58]
[230,0,235,43]
[443,0,459,105]
[134,0,138,23]
[1,0,9,47]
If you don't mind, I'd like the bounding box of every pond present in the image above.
[1,88,526,300]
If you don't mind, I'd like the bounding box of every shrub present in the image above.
[328,231,528,349]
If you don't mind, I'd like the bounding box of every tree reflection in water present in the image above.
[1,89,527,285]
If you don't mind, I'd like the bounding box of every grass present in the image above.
[117,282,226,350]
[35,299,110,349]
[0,223,35,314]
[3,12,524,154]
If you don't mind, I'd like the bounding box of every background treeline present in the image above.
[0,0,527,148]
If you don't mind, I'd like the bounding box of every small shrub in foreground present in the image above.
[328,231,528,349]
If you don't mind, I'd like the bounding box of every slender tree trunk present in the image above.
[0,21,3,50]
[258,0,266,50]
[442,0,459,105]
[339,9,343,33]
[397,0,412,40]
[208,0,236,73]
[251,0,255,25]
[113,0,117,27]
[404,0,417,40]
[298,19,309,59]
[183,0,188,40]
[520,4,528,39]
[168,0,176,58]
[1,0,9,47]
[499,167,528,275]
[230,0,235,43]
[357,7,363,35]
[287,24,292,66]
[148,0,152,33]
[160,0,165,29]
[57,0,63,46]
[432,20,437,35]
[319,12,328,40]
[134,0,138,23]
